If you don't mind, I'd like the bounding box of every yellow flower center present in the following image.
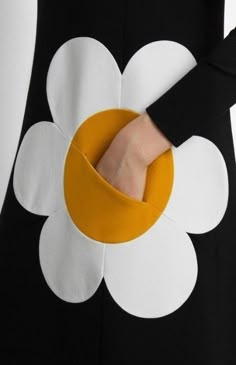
[64,109,174,244]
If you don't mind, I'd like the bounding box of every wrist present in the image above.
[119,111,172,166]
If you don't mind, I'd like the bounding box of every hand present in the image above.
[95,133,148,202]
[95,111,172,201]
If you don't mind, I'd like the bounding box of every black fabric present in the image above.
[146,26,236,147]
[1,1,236,364]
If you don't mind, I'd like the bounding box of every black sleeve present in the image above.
[145,27,236,147]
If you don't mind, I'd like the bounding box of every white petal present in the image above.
[13,122,69,215]
[104,214,198,319]
[46,36,121,139]
[39,209,105,303]
[121,40,196,113]
[164,136,229,234]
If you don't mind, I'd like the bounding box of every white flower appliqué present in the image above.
[13,37,229,319]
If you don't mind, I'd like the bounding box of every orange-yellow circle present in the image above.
[64,109,174,244]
